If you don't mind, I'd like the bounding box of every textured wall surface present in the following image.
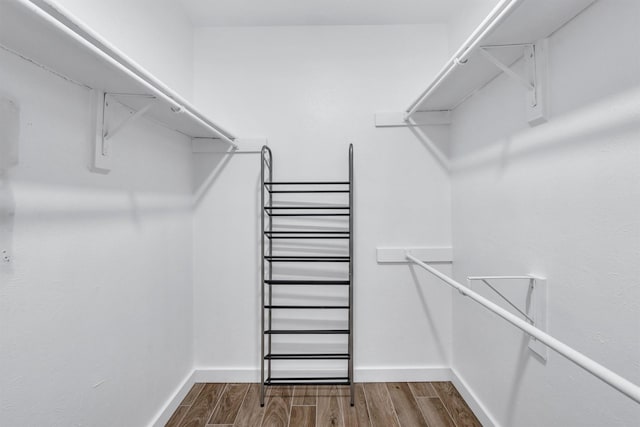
[450,1,640,425]
[3,1,638,426]
[0,44,194,426]
[192,24,454,380]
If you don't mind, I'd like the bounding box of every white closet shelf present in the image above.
[0,0,236,145]
[406,0,596,116]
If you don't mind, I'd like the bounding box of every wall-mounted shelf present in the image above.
[399,0,596,125]
[0,0,237,148]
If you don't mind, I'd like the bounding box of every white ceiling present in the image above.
[177,0,467,27]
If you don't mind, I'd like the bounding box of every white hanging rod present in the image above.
[19,0,237,147]
[405,253,640,404]
[405,0,525,118]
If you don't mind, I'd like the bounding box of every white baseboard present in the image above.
[193,367,260,383]
[355,366,452,382]
[149,370,197,427]
[192,365,453,383]
[450,369,498,427]
[151,366,496,427]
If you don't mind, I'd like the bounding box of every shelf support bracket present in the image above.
[467,275,548,360]
[92,91,156,173]
[476,278,534,323]
[103,96,154,144]
[479,47,534,92]
[479,39,548,126]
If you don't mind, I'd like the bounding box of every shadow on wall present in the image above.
[452,84,640,173]
[192,150,234,207]
[409,264,448,362]
[0,87,195,225]
[408,124,452,173]
[504,334,537,427]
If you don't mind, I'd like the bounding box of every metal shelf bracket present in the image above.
[479,39,548,126]
[480,46,535,91]
[468,275,548,360]
[92,90,156,173]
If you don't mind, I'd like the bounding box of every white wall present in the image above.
[0,42,194,426]
[450,1,640,426]
[54,0,195,100]
[192,25,454,380]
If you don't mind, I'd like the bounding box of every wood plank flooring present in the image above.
[166,382,482,427]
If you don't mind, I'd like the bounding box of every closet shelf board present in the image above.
[0,0,235,141]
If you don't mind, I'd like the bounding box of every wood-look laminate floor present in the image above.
[166,382,482,427]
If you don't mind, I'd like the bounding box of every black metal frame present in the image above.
[260,144,354,407]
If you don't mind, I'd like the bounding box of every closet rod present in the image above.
[18,0,236,146]
[404,0,525,118]
[405,253,640,405]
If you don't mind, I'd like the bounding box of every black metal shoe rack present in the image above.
[260,144,354,407]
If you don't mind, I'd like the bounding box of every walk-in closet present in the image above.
[1,1,638,426]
